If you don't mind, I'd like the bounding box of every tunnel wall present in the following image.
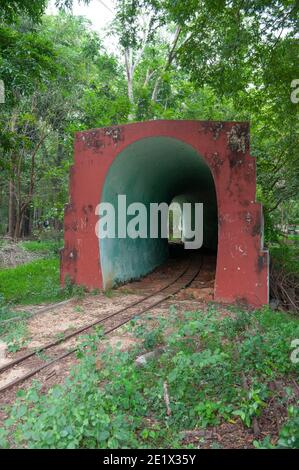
[61,120,269,307]
[99,136,217,287]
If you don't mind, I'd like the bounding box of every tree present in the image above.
[0,0,91,24]
[0,13,129,238]
[1,1,298,240]
[0,20,59,237]
[111,0,187,117]
[119,0,299,227]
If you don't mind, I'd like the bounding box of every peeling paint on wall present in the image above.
[227,124,249,154]
[61,120,269,307]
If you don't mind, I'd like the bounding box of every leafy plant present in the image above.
[278,406,299,449]
[233,385,268,427]
[3,305,299,449]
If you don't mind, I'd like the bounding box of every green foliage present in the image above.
[278,406,299,449]
[0,25,58,102]
[0,293,17,322]
[20,240,63,255]
[232,383,268,427]
[103,288,115,299]
[134,321,165,350]
[1,2,298,239]
[0,257,70,304]
[0,0,47,24]
[270,244,299,277]
[0,294,30,351]
[0,13,129,238]
[4,305,299,448]
[0,1,91,25]
[61,275,86,299]
[5,335,144,449]
[4,321,28,353]
[255,405,299,449]
[119,0,299,233]
[0,1,298,450]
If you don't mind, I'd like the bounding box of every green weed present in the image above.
[20,240,63,256]
[3,305,299,449]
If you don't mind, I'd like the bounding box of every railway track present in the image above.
[0,254,204,393]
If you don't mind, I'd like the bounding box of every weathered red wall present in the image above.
[61,120,269,307]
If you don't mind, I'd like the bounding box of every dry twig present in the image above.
[270,262,299,314]
[163,381,172,416]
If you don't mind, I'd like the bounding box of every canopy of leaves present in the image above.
[0,0,298,237]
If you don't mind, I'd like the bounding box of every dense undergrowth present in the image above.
[0,240,298,448]
[270,242,299,278]
[1,305,298,449]
[270,242,299,314]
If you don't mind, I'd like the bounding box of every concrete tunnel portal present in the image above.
[100,137,218,288]
[61,120,269,307]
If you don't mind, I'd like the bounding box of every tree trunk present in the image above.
[151,26,181,103]
[7,109,18,238]
[125,49,134,105]
[127,77,134,104]
[8,179,15,237]
[152,76,161,102]
[13,210,21,240]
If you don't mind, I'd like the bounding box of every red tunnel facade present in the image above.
[61,120,269,307]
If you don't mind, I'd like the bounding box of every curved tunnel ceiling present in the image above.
[100,136,218,288]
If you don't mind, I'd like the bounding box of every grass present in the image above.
[0,238,88,306]
[0,257,67,305]
[20,240,63,255]
[288,234,299,242]
[2,321,29,353]
[0,295,31,352]
[0,239,82,305]
[2,305,298,449]
[0,239,298,448]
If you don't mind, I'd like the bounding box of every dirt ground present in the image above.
[1,296,294,449]
[0,254,213,403]
[0,240,42,268]
[0,251,296,449]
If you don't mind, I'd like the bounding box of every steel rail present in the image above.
[0,256,203,392]
[0,260,191,374]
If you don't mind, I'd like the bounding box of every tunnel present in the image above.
[99,137,218,288]
[61,120,269,307]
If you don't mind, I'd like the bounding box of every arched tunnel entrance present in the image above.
[61,120,269,307]
[100,137,218,288]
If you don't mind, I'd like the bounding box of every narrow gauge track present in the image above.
[0,254,204,393]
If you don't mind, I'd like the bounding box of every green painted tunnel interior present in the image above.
[100,136,218,288]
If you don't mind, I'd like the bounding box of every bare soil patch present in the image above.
[0,240,42,268]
